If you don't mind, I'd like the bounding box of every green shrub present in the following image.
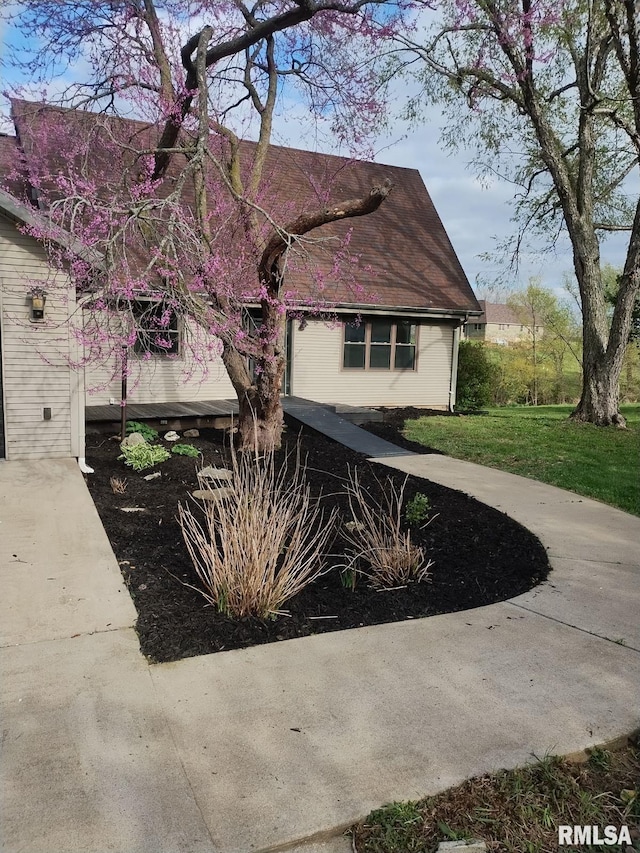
[119,442,170,471]
[405,493,431,526]
[171,443,200,457]
[125,420,159,442]
[456,340,497,411]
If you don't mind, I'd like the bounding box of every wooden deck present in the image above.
[85,399,238,423]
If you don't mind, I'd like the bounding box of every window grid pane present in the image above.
[394,345,416,370]
[343,344,366,368]
[369,344,391,369]
[370,320,392,343]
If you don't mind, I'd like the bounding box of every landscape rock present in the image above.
[437,841,487,852]
[183,428,200,438]
[197,466,234,483]
[192,487,235,502]
[120,432,146,448]
[143,472,161,481]
[164,431,180,442]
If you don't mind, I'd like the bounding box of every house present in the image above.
[464,300,543,345]
[0,101,481,461]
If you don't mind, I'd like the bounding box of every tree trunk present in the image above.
[571,357,626,426]
[569,226,629,427]
[219,303,286,452]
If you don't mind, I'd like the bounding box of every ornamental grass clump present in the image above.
[177,445,338,619]
[342,468,434,589]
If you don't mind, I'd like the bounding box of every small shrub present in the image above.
[109,476,128,494]
[178,445,338,618]
[342,468,434,589]
[171,443,200,457]
[125,420,159,442]
[405,492,431,526]
[119,442,170,472]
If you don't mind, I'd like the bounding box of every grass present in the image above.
[352,740,640,852]
[404,405,640,515]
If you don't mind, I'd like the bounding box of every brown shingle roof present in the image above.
[0,133,28,198]
[476,300,520,325]
[8,99,480,315]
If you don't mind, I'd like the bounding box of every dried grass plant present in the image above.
[178,444,338,618]
[110,476,128,494]
[342,467,434,589]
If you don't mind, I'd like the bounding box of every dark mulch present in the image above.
[85,414,550,663]
[360,406,457,453]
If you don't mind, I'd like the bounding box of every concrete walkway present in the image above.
[282,397,416,457]
[1,452,639,853]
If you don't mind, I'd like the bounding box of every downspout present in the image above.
[449,322,462,412]
[74,294,94,474]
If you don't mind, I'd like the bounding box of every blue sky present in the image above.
[0,9,633,300]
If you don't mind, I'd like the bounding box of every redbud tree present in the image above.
[1,0,402,450]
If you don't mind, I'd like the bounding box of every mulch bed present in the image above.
[85,412,550,663]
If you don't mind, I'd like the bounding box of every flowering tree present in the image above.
[2,0,399,449]
[394,0,640,425]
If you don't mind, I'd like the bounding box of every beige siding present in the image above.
[0,214,75,460]
[84,321,235,405]
[291,318,454,408]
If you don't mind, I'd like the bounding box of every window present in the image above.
[343,319,417,370]
[133,300,180,356]
[473,323,483,330]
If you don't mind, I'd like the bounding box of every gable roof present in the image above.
[8,99,480,316]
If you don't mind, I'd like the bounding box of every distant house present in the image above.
[464,300,543,345]
[0,101,481,461]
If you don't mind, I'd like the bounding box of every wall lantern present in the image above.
[28,287,47,322]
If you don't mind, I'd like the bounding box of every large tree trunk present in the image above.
[572,357,625,426]
[570,233,629,427]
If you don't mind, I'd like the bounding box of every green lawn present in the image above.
[404,405,640,515]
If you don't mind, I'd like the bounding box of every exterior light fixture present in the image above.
[298,317,308,332]
[28,287,47,322]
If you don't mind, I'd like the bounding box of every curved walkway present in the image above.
[1,453,639,853]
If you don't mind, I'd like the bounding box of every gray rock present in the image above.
[197,466,234,483]
[183,428,200,438]
[164,430,180,442]
[143,472,161,481]
[192,487,235,502]
[120,432,146,448]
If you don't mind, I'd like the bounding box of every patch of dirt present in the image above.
[85,417,550,663]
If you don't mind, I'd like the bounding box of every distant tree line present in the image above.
[457,279,640,410]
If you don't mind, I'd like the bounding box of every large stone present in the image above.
[197,466,233,483]
[183,429,200,438]
[120,432,146,448]
[437,840,487,852]
[164,430,180,442]
[192,487,235,502]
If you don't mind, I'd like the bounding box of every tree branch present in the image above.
[259,179,393,294]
